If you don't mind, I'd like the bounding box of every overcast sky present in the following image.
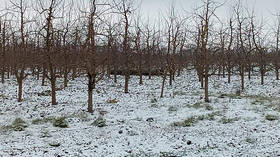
[1,0,279,18]
[1,0,279,27]
[140,0,280,24]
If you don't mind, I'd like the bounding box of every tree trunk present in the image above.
[169,72,173,86]
[1,68,4,84]
[160,71,167,98]
[177,68,181,77]
[7,68,10,79]
[114,66,117,83]
[72,68,76,80]
[88,73,93,113]
[148,56,151,79]
[241,67,244,90]
[124,73,129,93]
[51,79,56,105]
[63,69,68,88]
[50,66,57,105]
[18,79,23,102]
[204,73,209,102]
[227,67,231,83]
[32,67,35,77]
[37,67,40,80]
[114,72,117,83]
[275,67,279,80]
[261,66,264,85]
[222,65,225,78]
[148,69,151,79]
[218,65,221,77]
[261,73,264,85]
[42,68,46,86]
[93,74,96,89]
[139,70,143,85]
[139,60,143,85]
[248,65,251,80]
[200,73,204,88]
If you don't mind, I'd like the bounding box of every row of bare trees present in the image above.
[0,0,280,113]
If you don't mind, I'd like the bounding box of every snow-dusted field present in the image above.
[0,69,280,157]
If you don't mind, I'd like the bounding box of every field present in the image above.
[0,69,280,156]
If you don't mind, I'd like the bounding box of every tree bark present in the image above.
[124,73,129,93]
[18,79,23,102]
[160,71,167,98]
[275,67,279,80]
[1,68,4,84]
[204,73,209,102]
[88,73,93,113]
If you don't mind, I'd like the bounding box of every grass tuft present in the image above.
[53,117,68,128]
[219,117,240,124]
[92,116,106,127]
[265,114,278,121]
[106,99,118,104]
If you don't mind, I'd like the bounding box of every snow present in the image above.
[0,69,280,156]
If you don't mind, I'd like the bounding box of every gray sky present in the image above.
[1,0,279,19]
[1,0,279,28]
[140,0,280,23]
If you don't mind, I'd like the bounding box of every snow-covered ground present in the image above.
[0,69,280,157]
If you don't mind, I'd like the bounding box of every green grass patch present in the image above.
[205,104,213,111]
[74,111,90,121]
[106,99,118,104]
[53,117,68,128]
[1,118,28,132]
[251,99,266,105]
[32,117,55,125]
[38,90,51,96]
[91,116,106,127]
[244,95,276,102]
[219,117,240,124]
[173,91,186,96]
[218,93,241,99]
[150,98,157,103]
[246,137,256,144]
[265,103,280,112]
[151,103,158,108]
[171,112,221,127]
[197,111,221,121]
[49,141,61,147]
[172,116,197,127]
[0,93,8,99]
[185,102,213,111]
[168,106,178,113]
[265,114,278,121]
[40,129,52,138]
[193,102,202,109]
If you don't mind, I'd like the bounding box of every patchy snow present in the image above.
[0,69,280,156]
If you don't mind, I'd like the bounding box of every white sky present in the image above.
[1,0,279,21]
[140,0,280,24]
[0,0,279,30]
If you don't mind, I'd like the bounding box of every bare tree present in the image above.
[37,0,62,105]
[133,17,143,85]
[225,18,234,83]
[234,0,247,90]
[272,13,280,80]
[112,0,135,93]
[59,0,75,88]
[195,0,222,102]
[164,4,184,86]
[0,18,7,84]
[80,0,108,113]
[251,15,268,85]
[9,0,31,102]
